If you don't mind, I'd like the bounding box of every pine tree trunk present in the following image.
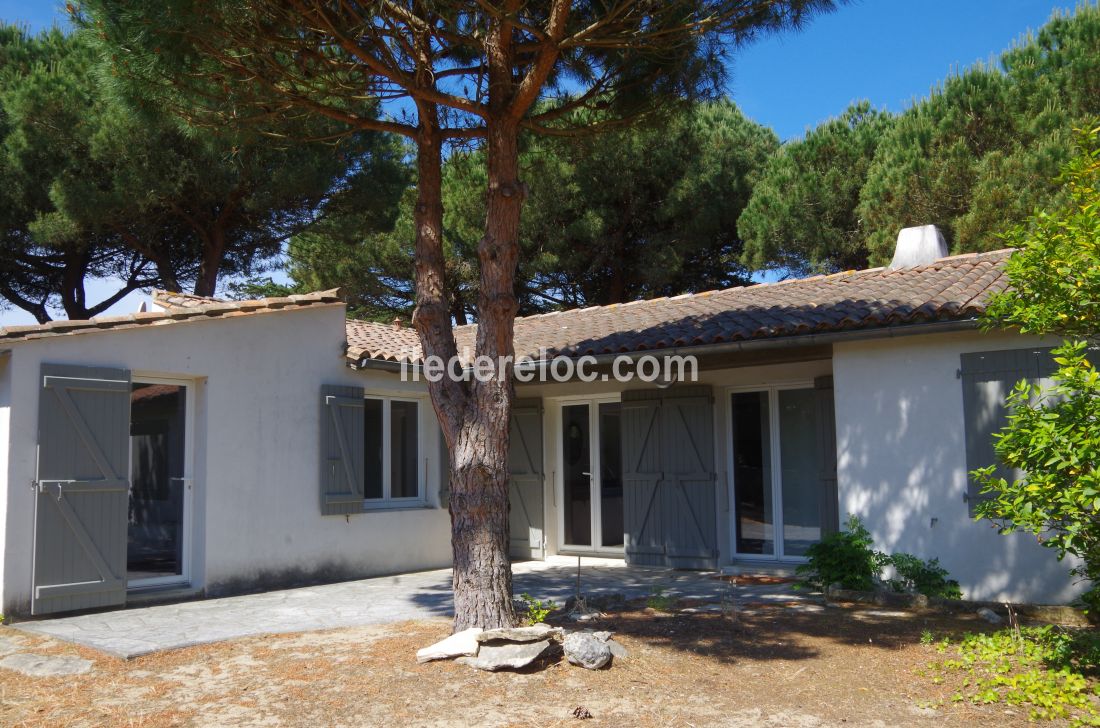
[447,117,523,631]
[409,114,517,630]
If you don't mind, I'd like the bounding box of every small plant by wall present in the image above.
[518,593,556,625]
[796,515,962,599]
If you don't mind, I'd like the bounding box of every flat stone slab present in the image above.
[457,639,552,671]
[0,652,93,677]
[0,635,28,656]
[417,627,483,663]
[476,624,562,643]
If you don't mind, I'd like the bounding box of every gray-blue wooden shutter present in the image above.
[960,347,1055,516]
[622,390,665,566]
[622,386,718,568]
[33,363,131,615]
[320,384,365,515]
[660,386,718,569]
[509,399,544,559]
[814,376,840,536]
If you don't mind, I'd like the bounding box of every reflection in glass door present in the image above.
[560,400,624,552]
[128,382,189,586]
[731,391,774,555]
[598,403,624,548]
[562,404,592,546]
[730,387,824,560]
[778,389,823,557]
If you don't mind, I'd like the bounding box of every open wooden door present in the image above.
[32,364,131,615]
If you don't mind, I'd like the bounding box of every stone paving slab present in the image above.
[13,557,804,659]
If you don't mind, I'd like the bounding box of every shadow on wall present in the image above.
[838,374,1080,604]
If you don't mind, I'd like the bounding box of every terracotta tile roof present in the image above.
[345,250,1012,366]
[345,319,424,365]
[0,289,343,344]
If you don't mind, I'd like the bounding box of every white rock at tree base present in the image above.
[456,639,552,671]
[476,624,562,643]
[564,632,612,670]
[416,627,483,663]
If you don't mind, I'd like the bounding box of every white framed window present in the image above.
[726,381,825,562]
[362,396,423,508]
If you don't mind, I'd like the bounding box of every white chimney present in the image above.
[888,225,948,269]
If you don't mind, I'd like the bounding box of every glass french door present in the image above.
[730,387,823,560]
[560,400,624,553]
[128,379,192,588]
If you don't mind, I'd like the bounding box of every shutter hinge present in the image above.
[956,368,962,379]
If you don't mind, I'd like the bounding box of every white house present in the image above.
[0,228,1078,617]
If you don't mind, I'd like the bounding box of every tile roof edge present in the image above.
[0,297,345,344]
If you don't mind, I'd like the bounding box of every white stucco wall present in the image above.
[833,329,1080,604]
[0,305,451,615]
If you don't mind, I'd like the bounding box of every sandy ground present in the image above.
[0,602,1055,727]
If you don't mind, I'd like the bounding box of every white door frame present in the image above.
[552,394,624,556]
[127,375,196,590]
[725,381,815,563]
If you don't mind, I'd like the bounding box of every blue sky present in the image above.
[0,0,1086,324]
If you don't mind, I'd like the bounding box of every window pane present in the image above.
[363,399,384,499]
[598,402,624,547]
[779,389,822,557]
[562,404,592,546]
[390,400,419,498]
[731,391,773,555]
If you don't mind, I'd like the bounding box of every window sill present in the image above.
[359,501,435,514]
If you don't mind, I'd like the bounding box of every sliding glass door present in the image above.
[730,386,824,561]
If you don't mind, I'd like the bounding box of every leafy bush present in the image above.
[798,515,963,599]
[797,515,889,591]
[518,593,556,625]
[924,626,1100,722]
[975,126,1100,612]
[886,553,963,600]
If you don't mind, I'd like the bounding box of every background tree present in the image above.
[0,23,406,320]
[0,24,158,321]
[83,0,842,629]
[973,125,1100,610]
[738,101,892,275]
[521,99,776,306]
[272,99,775,318]
[858,5,1100,263]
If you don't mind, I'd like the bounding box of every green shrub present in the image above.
[518,593,556,624]
[925,626,1100,722]
[975,127,1100,615]
[886,553,963,600]
[798,515,963,599]
[797,515,889,591]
